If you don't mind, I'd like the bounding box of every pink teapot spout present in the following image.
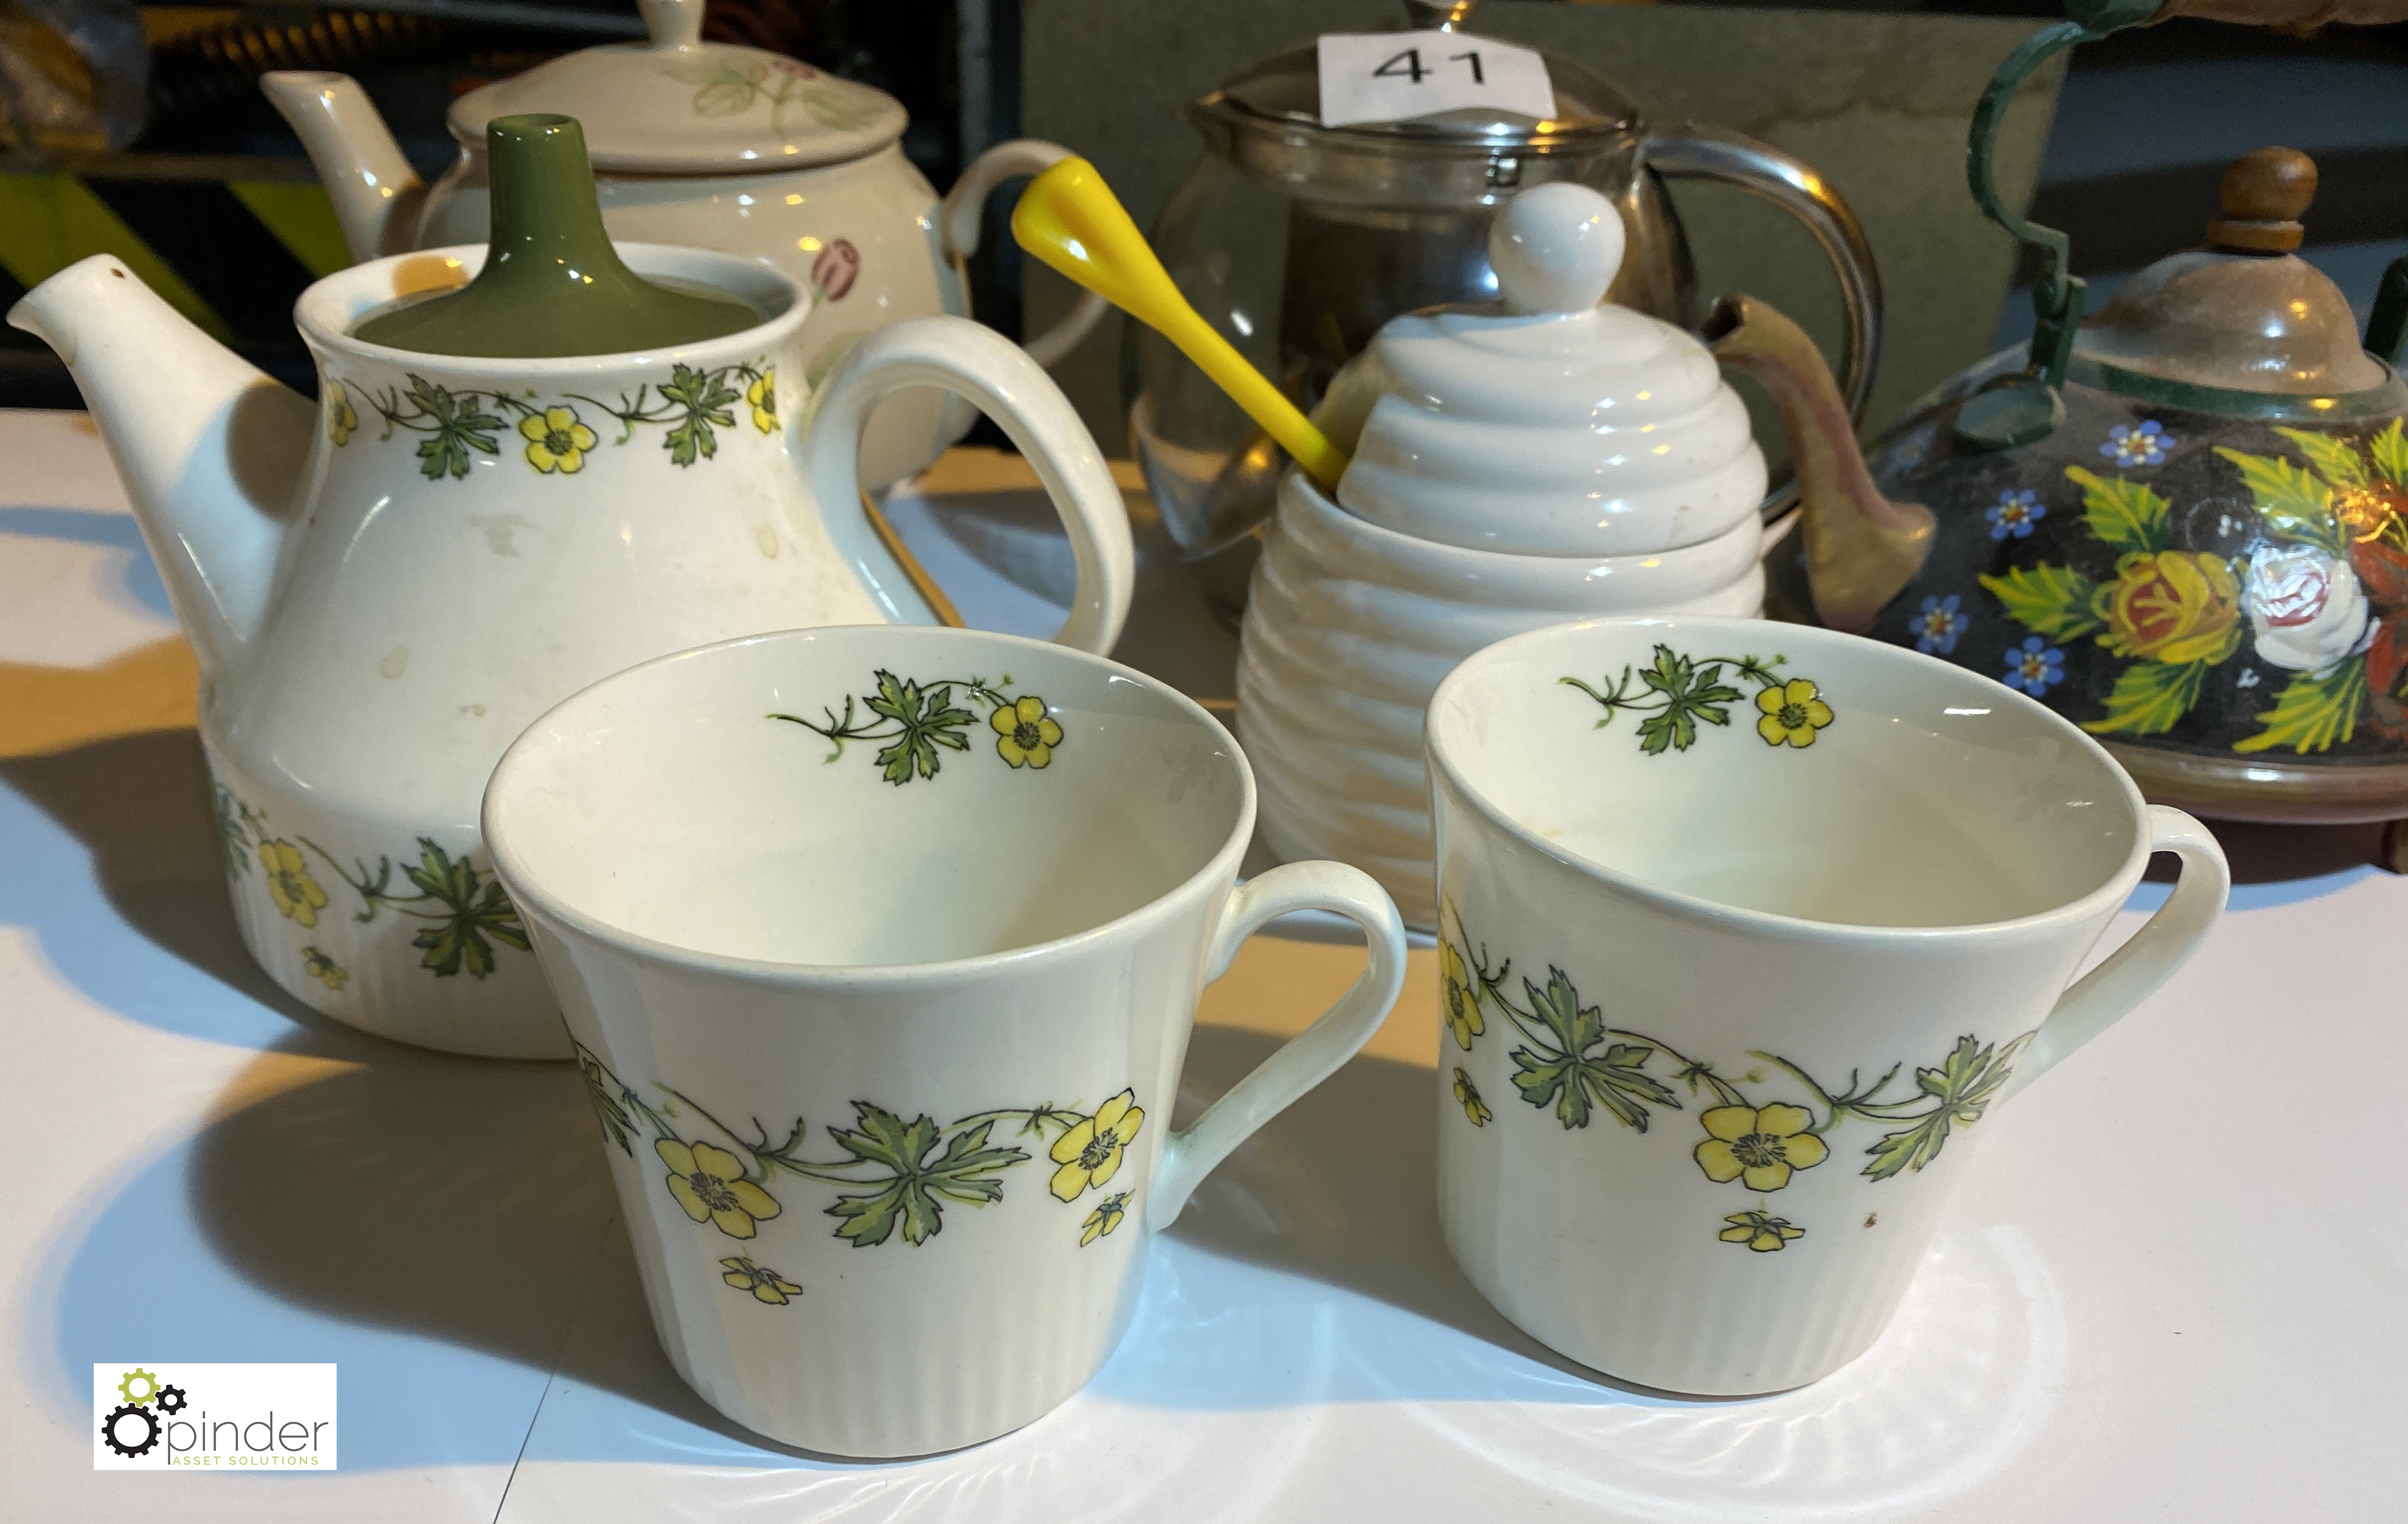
[1705,294,1934,633]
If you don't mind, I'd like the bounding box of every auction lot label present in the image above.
[93,1364,337,1470]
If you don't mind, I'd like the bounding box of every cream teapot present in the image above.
[262,0,1104,487]
[7,235,1133,1059]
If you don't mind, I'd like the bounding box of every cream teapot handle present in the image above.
[805,316,1134,654]
[940,140,1111,368]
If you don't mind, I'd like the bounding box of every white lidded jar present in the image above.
[1237,183,1769,929]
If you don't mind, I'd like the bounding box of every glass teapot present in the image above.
[1128,0,1883,573]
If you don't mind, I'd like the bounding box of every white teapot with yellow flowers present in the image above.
[8,231,1132,1059]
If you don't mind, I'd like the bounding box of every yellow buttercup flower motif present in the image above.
[1755,678,1834,749]
[720,1255,803,1304]
[1720,1210,1805,1252]
[992,695,1064,769]
[300,945,347,990]
[325,382,357,445]
[657,1138,782,1239]
[747,370,778,434]
[259,840,328,929]
[1080,1191,1129,1246]
[521,406,598,474]
[1694,1103,1828,1191]
[1452,1067,1491,1127]
[1050,1089,1143,1200]
[1441,940,1484,1049]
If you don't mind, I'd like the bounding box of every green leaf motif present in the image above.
[1632,648,1742,755]
[2080,659,2211,737]
[1979,563,2102,641]
[398,839,531,978]
[659,362,739,467]
[1508,967,1679,1131]
[803,85,879,130]
[2370,418,2408,491]
[863,670,975,783]
[2213,445,2346,555]
[2273,427,2371,491]
[2063,466,2170,555]
[824,1104,1029,1247]
[213,785,253,880]
[2234,655,2367,755]
[580,1050,635,1156]
[403,374,500,481]
[1862,1034,2023,1181]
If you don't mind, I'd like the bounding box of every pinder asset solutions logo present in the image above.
[93,1365,337,1470]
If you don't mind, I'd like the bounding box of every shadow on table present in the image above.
[42,1011,796,1462]
[1162,1025,1681,1395]
[0,723,355,1047]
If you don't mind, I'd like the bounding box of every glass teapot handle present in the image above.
[939,140,1111,368]
[806,315,1135,654]
[1642,121,1882,423]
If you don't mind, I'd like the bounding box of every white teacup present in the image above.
[483,626,1406,1456]
[1424,615,2228,1396]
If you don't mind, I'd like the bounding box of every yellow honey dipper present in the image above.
[1010,156,1349,494]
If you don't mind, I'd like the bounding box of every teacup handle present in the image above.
[806,315,1135,654]
[2001,806,2229,1101]
[1147,861,1408,1231]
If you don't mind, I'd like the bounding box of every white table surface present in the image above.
[2,405,2403,1522]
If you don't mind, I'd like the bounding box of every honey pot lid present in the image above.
[448,0,905,174]
[1330,182,1756,554]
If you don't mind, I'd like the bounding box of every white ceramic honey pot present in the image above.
[1237,183,1790,928]
[7,244,1134,1060]
[263,0,1105,488]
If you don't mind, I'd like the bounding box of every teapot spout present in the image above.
[262,71,425,262]
[1705,295,1932,634]
[8,255,312,681]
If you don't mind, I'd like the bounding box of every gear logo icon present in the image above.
[102,1402,161,1458]
[155,1384,189,1415]
[116,1368,159,1406]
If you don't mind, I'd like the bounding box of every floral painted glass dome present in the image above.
[1771,146,2408,823]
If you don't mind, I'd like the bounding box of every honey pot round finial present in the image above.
[1488,182,1624,314]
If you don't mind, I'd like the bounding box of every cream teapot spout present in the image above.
[1704,294,1933,634]
[261,70,425,262]
[7,254,312,681]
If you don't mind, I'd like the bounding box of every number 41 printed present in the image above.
[1316,30,1557,130]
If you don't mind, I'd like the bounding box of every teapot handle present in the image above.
[1643,122,1882,423]
[939,140,1113,368]
[805,315,1135,655]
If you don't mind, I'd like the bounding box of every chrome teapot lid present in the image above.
[1190,0,1639,200]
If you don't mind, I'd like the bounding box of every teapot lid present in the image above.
[353,115,758,357]
[1197,1,1637,154]
[448,0,905,174]
[2074,147,2389,398]
[1328,182,1763,557]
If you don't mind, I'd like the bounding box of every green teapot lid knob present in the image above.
[353,113,757,357]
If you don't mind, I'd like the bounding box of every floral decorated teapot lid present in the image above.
[447,0,905,174]
[1315,182,1764,558]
